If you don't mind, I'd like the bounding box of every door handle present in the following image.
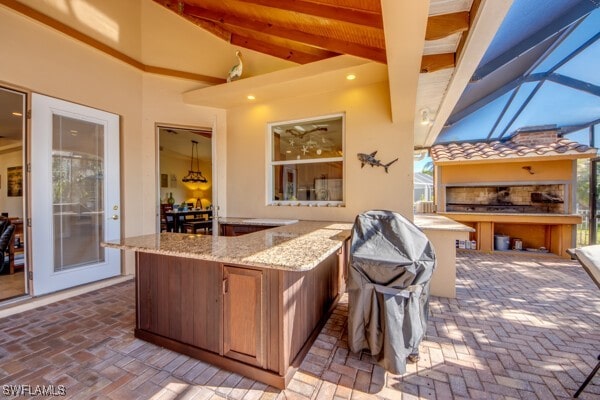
[222,278,228,294]
[111,215,119,220]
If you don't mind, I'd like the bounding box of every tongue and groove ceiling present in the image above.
[153,0,469,71]
[1,0,497,147]
[154,0,486,147]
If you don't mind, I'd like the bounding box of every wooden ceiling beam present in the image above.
[425,11,470,41]
[183,4,387,63]
[154,0,462,72]
[230,34,337,64]
[153,0,231,40]
[420,53,455,73]
[457,0,480,63]
[237,0,384,29]
[228,26,341,58]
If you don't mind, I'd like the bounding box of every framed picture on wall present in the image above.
[161,173,168,188]
[7,166,23,197]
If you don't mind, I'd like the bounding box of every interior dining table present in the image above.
[165,209,212,233]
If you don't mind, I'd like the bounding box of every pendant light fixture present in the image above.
[181,140,207,183]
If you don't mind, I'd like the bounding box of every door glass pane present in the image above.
[0,86,27,301]
[52,115,104,271]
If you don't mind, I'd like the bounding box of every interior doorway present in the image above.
[0,85,27,301]
[157,126,213,233]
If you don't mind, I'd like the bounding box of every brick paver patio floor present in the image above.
[1,251,599,399]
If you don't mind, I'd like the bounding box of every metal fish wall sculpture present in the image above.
[357,151,398,173]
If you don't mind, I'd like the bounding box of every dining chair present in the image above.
[160,204,174,232]
[164,214,176,232]
[0,218,8,235]
[0,224,15,275]
[573,245,600,398]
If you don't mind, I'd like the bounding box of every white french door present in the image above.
[31,94,121,296]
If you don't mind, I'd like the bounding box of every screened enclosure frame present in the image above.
[436,3,600,145]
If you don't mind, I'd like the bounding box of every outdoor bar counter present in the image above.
[104,220,351,389]
[413,214,474,298]
[104,216,470,388]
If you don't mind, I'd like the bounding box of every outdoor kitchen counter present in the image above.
[103,220,351,390]
[438,212,581,257]
[414,214,474,298]
[103,220,351,271]
[438,212,582,224]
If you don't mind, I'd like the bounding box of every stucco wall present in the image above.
[140,75,226,229]
[226,81,414,222]
[12,0,294,79]
[0,4,226,275]
[0,4,139,275]
[16,0,142,59]
[439,159,574,184]
[139,0,294,79]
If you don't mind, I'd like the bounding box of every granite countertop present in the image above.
[438,212,582,217]
[103,220,352,272]
[219,217,299,226]
[414,214,475,232]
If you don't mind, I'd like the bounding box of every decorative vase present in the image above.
[167,192,175,205]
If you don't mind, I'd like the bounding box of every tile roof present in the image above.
[431,138,596,163]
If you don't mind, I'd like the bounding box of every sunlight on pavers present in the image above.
[0,252,598,398]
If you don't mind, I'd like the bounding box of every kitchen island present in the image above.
[104,221,351,389]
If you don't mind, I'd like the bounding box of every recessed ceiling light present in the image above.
[247,95,256,100]
[11,112,22,117]
[346,74,356,81]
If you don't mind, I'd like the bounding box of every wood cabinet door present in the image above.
[223,265,265,367]
[137,253,222,353]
